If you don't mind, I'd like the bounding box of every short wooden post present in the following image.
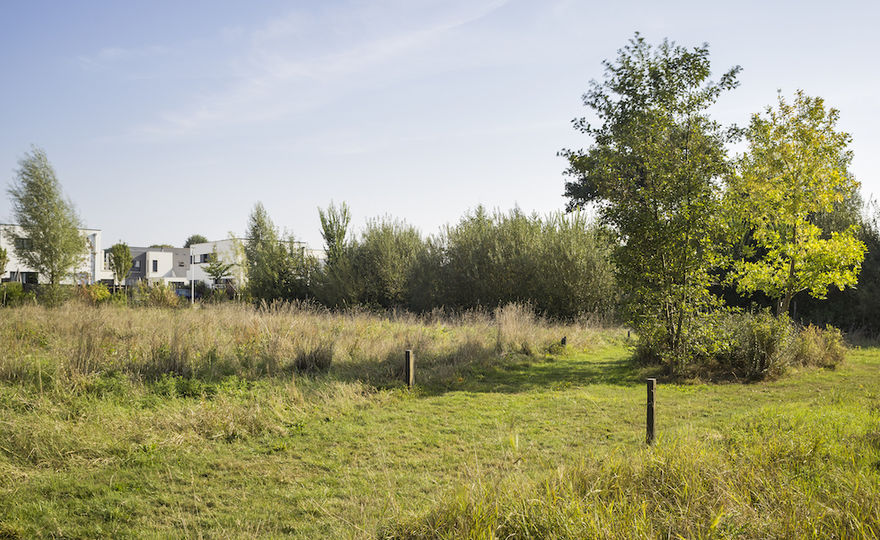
[646,378,656,445]
[405,349,414,388]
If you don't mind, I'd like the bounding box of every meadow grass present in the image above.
[0,304,877,538]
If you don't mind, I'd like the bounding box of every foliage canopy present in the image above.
[5,147,86,286]
[727,91,866,315]
[562,34,740,361]
[108,242,133,288]
[184,234,208,248]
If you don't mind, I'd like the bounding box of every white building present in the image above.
[189,239,246,289]
[0,223,113,284]
[109,246,191,289]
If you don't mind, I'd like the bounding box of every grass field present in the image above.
[0,305,878,538]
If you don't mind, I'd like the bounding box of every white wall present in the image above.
[0,224,109,284]
[190,239,245,287]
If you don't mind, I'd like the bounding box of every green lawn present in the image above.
[1,343,878,538]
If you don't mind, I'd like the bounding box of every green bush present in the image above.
[35,284,72,307]
[0,282,36,307]
[792,324,846,369]
[131,281,181,308]
[716,311,794,379]
[351,217,426,309]
[437,208,616,318]
[76,283,111,305]
[204,287,228,304]
[644,311,848,380]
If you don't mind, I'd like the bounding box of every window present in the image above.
[178,261,184,267]
[14,237,32,251]
[201,253,212,263]
[152,260,158,272]
[133,260,141,270]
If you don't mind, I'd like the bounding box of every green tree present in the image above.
[315,201,357,306]
[244,202,316,302]
[184,234,208,248]
[561,35,740,362]
[244,203,281,302]
[318,201,351,267]
[727,91,866,316]
[5,147,87,286]
[351,217,425,309]
[204,245,234,285]
[108,242,133,291]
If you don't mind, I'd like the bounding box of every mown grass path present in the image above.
[2,345,879,538]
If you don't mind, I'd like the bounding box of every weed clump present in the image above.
[294,343,334,374]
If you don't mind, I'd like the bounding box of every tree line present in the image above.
[241,202,616,319]
[3,33,879,369]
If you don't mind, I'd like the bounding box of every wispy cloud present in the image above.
[131,0,511,139]
[77,45,171,70]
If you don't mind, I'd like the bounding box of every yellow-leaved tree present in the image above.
[728,91,866,316]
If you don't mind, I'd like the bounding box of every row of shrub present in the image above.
[0,282,186,308]
[635,310,846,380]
[246,206,617,319]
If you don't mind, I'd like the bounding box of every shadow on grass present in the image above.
[330,343,662,396]
[431,351,663,395]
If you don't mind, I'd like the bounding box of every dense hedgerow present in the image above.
[314,208,617,319]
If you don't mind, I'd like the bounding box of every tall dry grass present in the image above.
[0,302,617,392]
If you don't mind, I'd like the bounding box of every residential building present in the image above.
[106,246,191,289]
[189,239,245,289]
[0,223,113,284]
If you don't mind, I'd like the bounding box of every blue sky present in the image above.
[1,0,878,248]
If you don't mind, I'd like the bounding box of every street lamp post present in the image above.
[189,246,194,305]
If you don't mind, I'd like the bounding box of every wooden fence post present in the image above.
[646,378,656,445]
[405,349,414,388]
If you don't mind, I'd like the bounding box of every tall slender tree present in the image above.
[108,242,133,291]
[5,147,86,286]
[318,201,351,268]
[244,202,315,302]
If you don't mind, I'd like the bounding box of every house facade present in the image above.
[0,223,113,284]
[189,239,246,289]
[110,246,192,289]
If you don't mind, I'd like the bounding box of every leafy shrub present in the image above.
[204,287,229,304]
[437,207,616,318]
[791,324,846,369]
[76,283,111,305]
[647,311,848,380]
[351,217,426,309]
[0,282,36,307]
[716,311,795,379]
[36,284,72,307]
[132,281,180,308]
